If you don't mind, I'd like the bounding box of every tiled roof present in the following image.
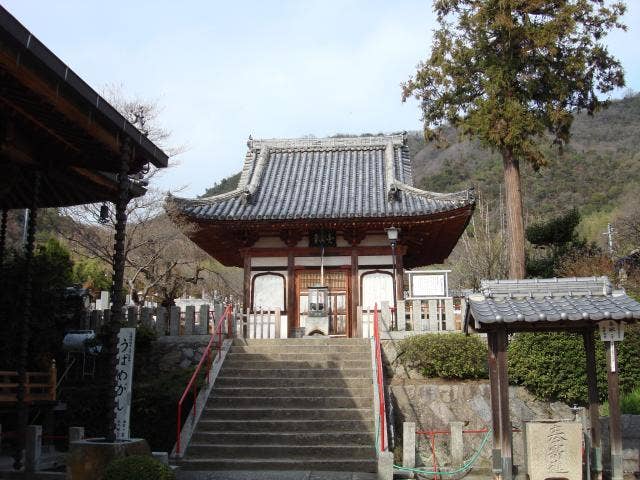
[170,134,474,222]
[466,277,640,328]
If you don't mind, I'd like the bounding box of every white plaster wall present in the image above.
[251,257,287,267]
[361,271,394,309]
[358,234,389,247]
[253,236,286,248]
[358,255,393,265]
[252,273,285,310]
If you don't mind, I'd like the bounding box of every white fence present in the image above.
[238,308,288,339]
[359,298,462,339]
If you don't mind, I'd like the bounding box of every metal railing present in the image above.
[175,304,232,455]
[373,304,387,452]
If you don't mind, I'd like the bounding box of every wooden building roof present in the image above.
[172,134,472,221]
[169,135,475,268]
[0,6,169,208]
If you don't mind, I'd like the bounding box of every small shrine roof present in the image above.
[466,277,640,332]
[169,134,474,222]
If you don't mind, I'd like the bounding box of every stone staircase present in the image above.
[176,337,377,473]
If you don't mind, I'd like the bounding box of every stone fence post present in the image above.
[403,421,416,470]
[25,425,42,472]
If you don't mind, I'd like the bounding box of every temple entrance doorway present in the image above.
[295,268,350,336]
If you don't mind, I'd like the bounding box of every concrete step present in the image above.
[230,345,370,354]
[222,358,371,369]
[215,377,372,388]
[186,444,375,460]
[212,386,372,397]
[219,368,371,378]
[191,431,375,445]
[233,338,370,347]
[175,458,377,473]
[195,419,374,433]
[206,396,372,409]
[201,407,372,421]
[225,352,371,362]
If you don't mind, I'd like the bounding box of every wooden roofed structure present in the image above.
[169,133,475,338]
[0,5,169,469]
[465,277,640,480]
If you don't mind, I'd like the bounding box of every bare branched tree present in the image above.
[448,195,508,290]
[56,87,240,304]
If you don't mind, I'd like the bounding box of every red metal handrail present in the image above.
[373,303,387,452]
[176,304,233,455]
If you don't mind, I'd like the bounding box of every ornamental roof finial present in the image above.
[247,134,253,149]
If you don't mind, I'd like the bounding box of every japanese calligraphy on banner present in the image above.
[599,320,624,342]
[114,327,136,440]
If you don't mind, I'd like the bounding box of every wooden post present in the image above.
[351,250,359,338]
[243,252,251,316]
[49,360,57,402]
[606,340,623,480]
[487,331,502,477]
[496,328,513,480]
[15,171,40,470]
[287,252,296,335]
[583,329,602,479]
[275,307,281,339]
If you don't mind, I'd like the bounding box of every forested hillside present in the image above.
[409,93,640,244]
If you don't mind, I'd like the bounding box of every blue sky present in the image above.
[3,1,639,197]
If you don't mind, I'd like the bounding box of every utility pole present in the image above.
[603,223,614,256]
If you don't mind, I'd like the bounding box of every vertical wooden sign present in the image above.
[114,328,136,440]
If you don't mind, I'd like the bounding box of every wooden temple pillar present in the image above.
[287,252,296,336]
[105,143,132,442]
[351,249,359,338]
[14,170,40,470]
[487,327,513,480]
[583,329,603,479]
[0,209,7,268]
[242,250,251,315]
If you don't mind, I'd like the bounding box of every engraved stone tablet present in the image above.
[525,421,582,480]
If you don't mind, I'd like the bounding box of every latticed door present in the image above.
[296,269,349,336]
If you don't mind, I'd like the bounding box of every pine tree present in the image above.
[402,0,626,278]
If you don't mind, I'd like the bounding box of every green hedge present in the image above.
[396,333,488,379]
[104,455,174,480]
[508,325,640,405]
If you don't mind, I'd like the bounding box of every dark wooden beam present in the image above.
[583,329,602,479]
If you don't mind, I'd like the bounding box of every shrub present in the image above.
[396,333,488,379]
[104,455,174,480]
[508,325,640,405]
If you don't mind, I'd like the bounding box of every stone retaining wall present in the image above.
[382,340,640,476]
[136,336,212,375]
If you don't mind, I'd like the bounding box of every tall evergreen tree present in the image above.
[402,0,626,278]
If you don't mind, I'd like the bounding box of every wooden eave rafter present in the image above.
[175,203,474,268]
[0,13,168,173]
